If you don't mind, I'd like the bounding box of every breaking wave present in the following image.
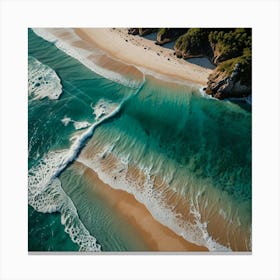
[28,81,144,251]
[77,146,231,252]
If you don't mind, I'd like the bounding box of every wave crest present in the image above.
[28,151,101,252]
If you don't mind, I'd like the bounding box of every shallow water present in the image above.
[28,28,251,252]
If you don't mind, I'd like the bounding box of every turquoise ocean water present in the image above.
[28,28,251,252]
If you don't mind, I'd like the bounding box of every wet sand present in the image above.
[78,141,251,252]
[75,161,208,251]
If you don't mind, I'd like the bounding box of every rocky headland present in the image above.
[128,28,252,100]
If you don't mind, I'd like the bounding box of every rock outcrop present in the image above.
[156,28,188,46]
[205,63,251,99]
[128,28,139,35]
[127,27,252,99]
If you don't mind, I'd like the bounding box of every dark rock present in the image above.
[128,28,157,36]
[205,67,251,99]
[176,52,182,58]
[128,28,139,35]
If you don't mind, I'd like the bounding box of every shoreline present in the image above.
[78,135,251,252]
[76,161,208,252]
[75,28,212,86]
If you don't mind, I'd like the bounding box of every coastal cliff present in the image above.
[205,50,252,99]
[205,61,251,99]
[128,28,252,100]
[174,28,251,99]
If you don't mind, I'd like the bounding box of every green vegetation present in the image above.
[174,28,251,62]
[158,28,167,36]
[174,28,251,91]
[128,27,252,97]
[218,50,252,85]
[174,28,210,57]
[208,28,251,63]
[156,28,188,45]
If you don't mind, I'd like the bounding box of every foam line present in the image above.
[53,95,133,180]
[199,87,218,100]
[32,28,144,89]
[28,152,101,252]
[77,150,231,252]
[28,84,143,251]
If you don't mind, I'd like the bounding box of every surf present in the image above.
[28,78,144,251]
[28,28,251,252]
[77,143,231,252]
[32,28,145,89]
[74,75,251,251]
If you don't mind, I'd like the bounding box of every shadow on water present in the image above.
[143,32,176,50]
[143,32,158,41]
[142,32,216,68]
[186,57,216,70]
[161,41,175,50]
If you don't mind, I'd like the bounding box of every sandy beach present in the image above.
[75,28,212,86]
[75,161,207,251]
[78,137,250,252]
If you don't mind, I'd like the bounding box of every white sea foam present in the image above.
[28,56,63,100]
[61,116,72,126]
[199,87,218,100]
[59,87,142,178]
[28,86,143,251]
[61,116,91,130]
[91,99,118,121]
[199,87,252,106]
[137,66,199,89]
[73,121,91,130]
[77,148,231,252]
[28,151,101,252]
[32,28,143,89]
[189,191,230,251]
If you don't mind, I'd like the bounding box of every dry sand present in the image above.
[76,161,207,251]
[75,28,212,86]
